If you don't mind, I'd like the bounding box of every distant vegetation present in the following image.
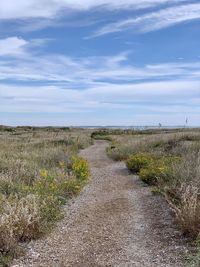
[0,127,92,265]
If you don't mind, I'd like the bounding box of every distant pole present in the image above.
[185,117,188,128]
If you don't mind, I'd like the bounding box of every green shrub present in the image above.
[92,135,112,141]
[40,195,62,224]
[29,169,61,197]
[151,186,162,195]
[91,129,124,138]
[24,167,86,224]
[62,179,82,198]
[20,162,90,229]
[71,156,90,181]
[126,153,153,173]
[0,253,13,267]
[139,162,169,185]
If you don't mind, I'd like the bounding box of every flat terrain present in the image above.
[12,141,188,267]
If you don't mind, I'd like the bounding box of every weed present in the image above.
[126,153,153,173]
[0,127,92,256]
[71,156,90,181]
[139,162,169,185]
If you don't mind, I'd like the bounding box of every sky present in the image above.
[0,0,200,126]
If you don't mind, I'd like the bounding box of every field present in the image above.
[0,126,92,266]
[1,126,200,266]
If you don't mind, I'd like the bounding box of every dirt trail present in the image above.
[12,141,188,267]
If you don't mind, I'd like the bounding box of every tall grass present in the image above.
[0,127,92,263]
[106,129,200,239]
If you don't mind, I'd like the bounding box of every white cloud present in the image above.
[0,46,199,83]
[85,80,200,103]
[0,50,200,83]
[0,37,50,57]
[0,80,199,114]
[0,37,28,56]
[91,3,200,37]
[61,0,187,11]
[0,37,199,125]
[0,0,188,20]
[1,74,199,125]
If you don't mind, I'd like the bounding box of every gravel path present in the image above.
[12,141,189,267]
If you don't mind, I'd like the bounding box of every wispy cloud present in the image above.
[0,37,199,117]
[0,0,189,20]
[0,80,199,115]
[90,3,200,37]
[0,39,199,84]
[0,35,199,125]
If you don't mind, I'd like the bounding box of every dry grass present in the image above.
[106,128,200,240]
[166,184,200,237]
[0,194,41,253]
[0,127,92,262]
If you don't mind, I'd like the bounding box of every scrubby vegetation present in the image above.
[126,153,153,174]
[2,126,200,264]
[106,128,200,257]
[0,127,91,265]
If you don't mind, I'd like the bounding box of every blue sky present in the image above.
[0,0,200,126]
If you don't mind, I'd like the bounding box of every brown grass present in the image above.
[0,127,92,259]
[106,128,200,239]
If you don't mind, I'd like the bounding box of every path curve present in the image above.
[12,141,188,267]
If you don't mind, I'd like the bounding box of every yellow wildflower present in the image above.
[40,169,48,178]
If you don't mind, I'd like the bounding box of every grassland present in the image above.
[93,128,200,264]
[0,126,92,266]
[1,126,200,266]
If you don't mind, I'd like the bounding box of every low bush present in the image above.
[71,156,90,181]
[39,195,62,224]
[139,162,169,185]
[25,160,90,223]
[0,157,91,256]
[61,179,82,198]
[91,129,124,138]
[151,186,162,195]
[92,135,112,141]
[126,153,153,173]
[0,254,13,267]
[107,146,129,161]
